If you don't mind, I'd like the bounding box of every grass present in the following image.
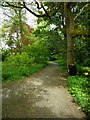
[2,62,47,82]
[67,76,90,114]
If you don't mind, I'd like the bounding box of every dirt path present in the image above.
[2,62,86,119]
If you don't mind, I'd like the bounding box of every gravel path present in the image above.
[2,62,86,119]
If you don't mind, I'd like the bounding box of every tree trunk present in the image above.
[64,3,76,75]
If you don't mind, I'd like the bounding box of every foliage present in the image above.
[23,40,49,64]
[6,52,34,66]
[34,19,67,61]
[77,65,90,77]
[2,51,47,81]
[75,37,90,67]
[2,49,11,61]
[2,36,49,81]
[2,61,45,81]
[67,76,90,113]
[56,55,67,72]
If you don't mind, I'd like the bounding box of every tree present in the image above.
[1,6,34,53]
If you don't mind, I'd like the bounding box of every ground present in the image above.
[2,62,86,119]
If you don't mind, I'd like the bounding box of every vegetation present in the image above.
[0,1,90,118]
[2,33,49,81]
[2,51,48,81]
[67,76,90,114]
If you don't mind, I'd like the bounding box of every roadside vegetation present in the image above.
[57,56,90,117]
[2,40,49,81]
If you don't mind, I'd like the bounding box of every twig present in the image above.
[74,3,88,21]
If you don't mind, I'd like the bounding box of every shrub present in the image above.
[77,65,90,77]
[2,50,48,81]
[23,41,49,64]
[6,52,34,67]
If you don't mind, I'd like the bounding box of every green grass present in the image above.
[2,62,47,82]
[67,76,90,114]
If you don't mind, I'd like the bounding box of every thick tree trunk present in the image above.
[64,3,76,75]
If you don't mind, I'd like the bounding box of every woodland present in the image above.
[0,1,90,118]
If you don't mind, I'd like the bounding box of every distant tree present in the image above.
[1,6,34,53]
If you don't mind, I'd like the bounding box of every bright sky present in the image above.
[0,8,4,29]
[26,10,37,28]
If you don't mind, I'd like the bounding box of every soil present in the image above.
[2,62,86,119]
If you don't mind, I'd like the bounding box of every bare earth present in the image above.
[2,62,86,119]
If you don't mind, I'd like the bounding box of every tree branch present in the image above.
[21,2,49,18]
[74,3,88,21]
[41,3,51,19]
[34,0,42,9]
[33,0,51,18]
[4,2,23,8]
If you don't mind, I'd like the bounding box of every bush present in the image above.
[2,50,48,81]
[23,41,49,64]
[6,52,35,67]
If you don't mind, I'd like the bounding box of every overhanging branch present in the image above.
[41,3,51,19]
[4,2,23,8]
[0,1,50,18]
[21,2,47,18]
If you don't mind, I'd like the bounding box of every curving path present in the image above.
[2,62,86,119]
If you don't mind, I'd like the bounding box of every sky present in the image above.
[0,8,4,29]
[26,10,37,28]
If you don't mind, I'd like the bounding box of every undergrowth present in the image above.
[2,62,46,82]
[67,76,90,115]
[56,56,67,73]
[2,52,48,82]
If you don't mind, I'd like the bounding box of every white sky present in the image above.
[0,8,4,29]
[26,10,37,28]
